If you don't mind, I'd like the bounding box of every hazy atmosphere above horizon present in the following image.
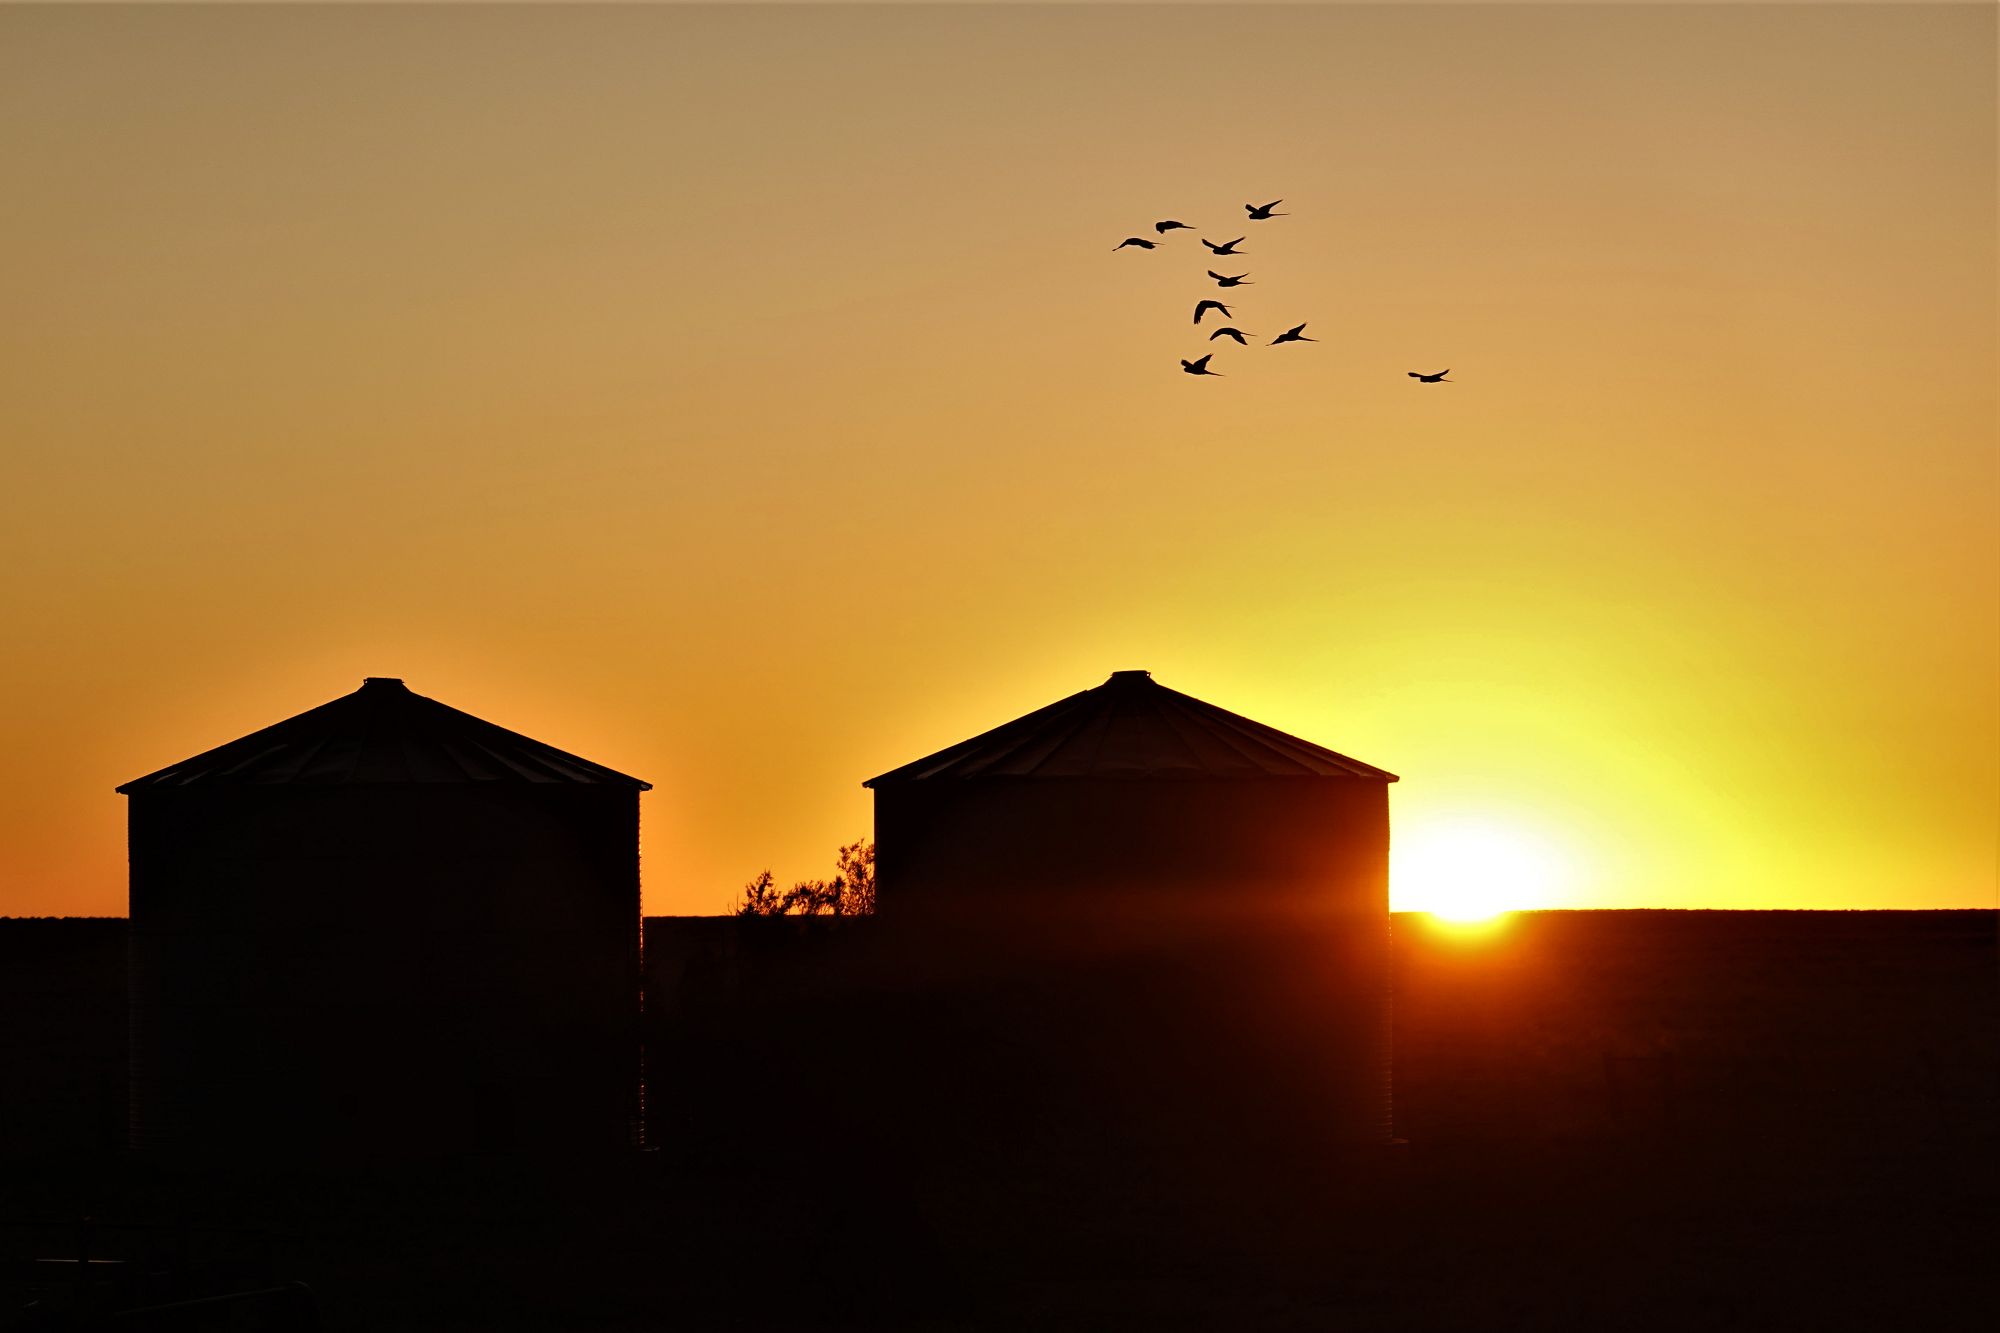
[1,2,1992,916]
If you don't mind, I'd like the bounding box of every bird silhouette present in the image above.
[1270,323,1315,345]
[1208,327,1254,345]
[1207,271,1253,288]
[1113,237,1157,251]
[1202,237,1246,255]
[1193,300,1234,325]
[1155,220,1195,234]
[1245,200,1287,220]
[1409,369,1453,382]
[1180,354,1223,376]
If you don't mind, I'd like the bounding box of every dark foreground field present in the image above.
[3,911,1993,1331]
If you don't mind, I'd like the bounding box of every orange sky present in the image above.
[1,3,1992,917]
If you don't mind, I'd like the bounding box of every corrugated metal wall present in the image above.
[127,786,639,1161]
[873,777,1395,1149]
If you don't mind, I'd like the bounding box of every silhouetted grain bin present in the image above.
[867,670,1395,915]
[865,669,1399,1151]
[118,677,648,1162]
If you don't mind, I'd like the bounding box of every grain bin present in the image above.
[118,677,647,1162]
[864,670,1398,1152]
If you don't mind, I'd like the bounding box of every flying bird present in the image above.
[1208,327,1254,345]
[1207,271,1253,288]
[1270,323,1315,345]
[1409,369,1453,383]
[1180,354,1223,376]
[1202,237,1246,255]
[1193,300,1234,325]
[1245,200,1287,220]
[1155,220,1195,234]
[1113,237,1157,251]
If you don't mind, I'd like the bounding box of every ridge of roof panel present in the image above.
[1162,688,1312,776]
[1186,694,1396,778]
[1158,694,1308,776]
[116,678,651,792]
[1224,702,1392,777]
[967,709,1082,777]
[882,688,1096,784]
[863,672,1396,786]
[1134,690,1216,773]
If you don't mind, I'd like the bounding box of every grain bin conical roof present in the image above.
[116,677,650,791]
[864,670,1396,786]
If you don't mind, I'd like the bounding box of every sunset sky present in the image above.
[2,2,1992,917]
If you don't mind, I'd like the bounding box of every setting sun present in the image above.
[1392,818,1577,921]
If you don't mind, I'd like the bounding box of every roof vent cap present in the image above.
[360,677,406,689]
[1107,670,1152,681]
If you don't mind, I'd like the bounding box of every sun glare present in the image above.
[1392,818,1575,922]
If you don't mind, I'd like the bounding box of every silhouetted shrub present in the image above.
[735,839,875,916]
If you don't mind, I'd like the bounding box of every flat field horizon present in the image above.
[4,908,1992,1330]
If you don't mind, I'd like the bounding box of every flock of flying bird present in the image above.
[1114,199,1452,383]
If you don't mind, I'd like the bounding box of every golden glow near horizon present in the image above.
[1392,815,1578,920]
[0,4,1992,917]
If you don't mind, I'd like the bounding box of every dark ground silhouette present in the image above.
[2,910,1992,1331]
